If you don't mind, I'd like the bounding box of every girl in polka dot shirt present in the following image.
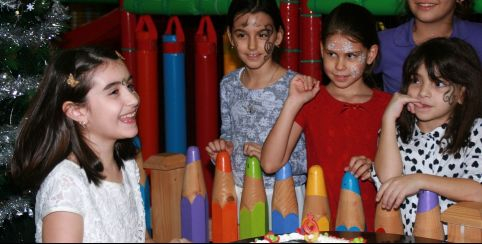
[372,37,482,236]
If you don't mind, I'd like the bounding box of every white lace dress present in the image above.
[35,159,146,243]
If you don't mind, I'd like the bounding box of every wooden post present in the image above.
[143,153,186,243]
[441,202,482,243]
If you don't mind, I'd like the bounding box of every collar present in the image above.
[394,17,461,47]
[413,123,447,141]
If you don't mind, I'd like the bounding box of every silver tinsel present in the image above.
[0,0,69,47]
[0,195,33,224]
[0,125,17,168]
[0,73,40,101]
[0,0,17,10]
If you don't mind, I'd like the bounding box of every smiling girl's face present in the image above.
[229,11,283,70]
[82,59,139,145]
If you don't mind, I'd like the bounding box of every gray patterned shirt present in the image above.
[219,68,307,189]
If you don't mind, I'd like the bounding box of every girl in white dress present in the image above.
[10,47,148,242]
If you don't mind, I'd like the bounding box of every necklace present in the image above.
[242,65,280,114]
[242,64,280,89]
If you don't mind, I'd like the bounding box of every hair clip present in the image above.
[66,73,79,88]
[115,50,126,60]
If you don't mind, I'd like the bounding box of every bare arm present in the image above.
[377,173,482,210]
[42,212,83,242]
[261,75,319,174]
[375,93,420,183]
[261,102,303,173]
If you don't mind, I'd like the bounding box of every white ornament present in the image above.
[27,3,35,11]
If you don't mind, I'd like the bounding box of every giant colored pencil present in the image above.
[374,203,403,234]
[239,157,268,239]
[272,163,299,234]
[211,151,238,242]
[413,190,444,240]
[181,146,209,242]
[302,165,330,231]
[335,172,365,232]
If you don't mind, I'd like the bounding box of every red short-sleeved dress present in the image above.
[295,85,391,231]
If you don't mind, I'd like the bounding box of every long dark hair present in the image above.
[398,37,482,154]
[10,47,137,191]
[322,3,380,87]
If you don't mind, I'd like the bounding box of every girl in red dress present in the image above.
[261,3,391,231]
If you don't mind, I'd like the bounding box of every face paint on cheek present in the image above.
[443,85,456,105]
[358,53,367,64]
[264,42,274,60]
[349,64,362,78]
[263,25,275,60]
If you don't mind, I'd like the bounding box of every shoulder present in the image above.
[455,18,482,34]
[36,160,87,218]
[453,18,482,51]
[123,159,140,182]
[378,20,412,46]
[371,89,392,104]
[470,118,482,137]
[301,85,329,111]
[41,160,86,188]
[221,68,243,86]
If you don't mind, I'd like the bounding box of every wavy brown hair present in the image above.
[398,37,482,154]
[10,47,137,191]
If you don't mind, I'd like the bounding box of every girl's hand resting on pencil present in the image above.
[243,142,262,160]
[206,139,234,161]
[344,155,373,181]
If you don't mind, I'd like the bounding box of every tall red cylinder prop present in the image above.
[120,0,137,83]
[195,16,218,207]
[280,0,300,71]
[299,0,322,80]
[135,15,159,161]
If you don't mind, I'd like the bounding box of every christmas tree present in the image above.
[0,0,68,241]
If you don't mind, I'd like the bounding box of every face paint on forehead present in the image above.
[327,39,356,53]
[235,13,261,28]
